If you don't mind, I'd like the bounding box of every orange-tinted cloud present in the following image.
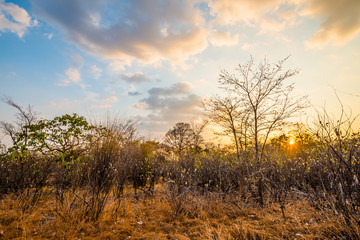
[208,30,239,46]
[302,0,360,47]
[209,0,285,26]
[209,0,360,46]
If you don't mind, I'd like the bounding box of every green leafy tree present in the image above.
[11,113,95,161]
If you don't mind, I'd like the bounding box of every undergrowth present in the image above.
[0,187,354,240]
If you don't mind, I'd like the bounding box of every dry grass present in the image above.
[0,187,351,240]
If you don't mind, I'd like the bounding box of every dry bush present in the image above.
[0,152,53,211]
[287,103,360,237]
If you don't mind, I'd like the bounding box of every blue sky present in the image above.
[1,0,360,140]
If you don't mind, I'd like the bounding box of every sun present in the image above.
[289,139,295,145]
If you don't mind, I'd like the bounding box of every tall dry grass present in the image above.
[0,187,353,240]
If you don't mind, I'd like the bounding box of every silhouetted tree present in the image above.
[219,56,308,163]
[219,56,309,205]
[203,95,250,160]
[164,122,194,156]
[164,122,206,156]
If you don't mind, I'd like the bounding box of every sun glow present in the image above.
[289,139,295,145]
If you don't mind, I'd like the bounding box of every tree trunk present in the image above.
[232,126,240,161]
[254,112,259,164]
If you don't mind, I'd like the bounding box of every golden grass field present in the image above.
[0,187,351,240]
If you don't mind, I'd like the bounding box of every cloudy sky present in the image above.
[0,0,359,139]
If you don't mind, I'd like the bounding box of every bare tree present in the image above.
[0,96,38,146]
[203,95,247,161]
[189,119,208,151]
[164,122,194,156]
[94,114,139,146]
[164,121,206,156]
[219,56,308,163]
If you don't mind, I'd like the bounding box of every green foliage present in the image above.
[9,113,95,161]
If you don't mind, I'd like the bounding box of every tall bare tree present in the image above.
[203,95,245,160]
[0,96,38,146]
[219,56,309,163]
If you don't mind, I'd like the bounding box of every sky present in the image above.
[0,0,360,141]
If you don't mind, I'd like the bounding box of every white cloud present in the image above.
[57,68,81,86]
[89,13,100,27]
[56,54,84,87]
[90,65,102,79]
[0,1,37,38]
[208,30,239,46]
[241,42,261,52]
[48,99,72,109]
[91,104,112,109]
[65,68,80,82]
[133,102,149,110]
[120,72,150,84]
[102,96,118,103]
[134,81,202,131]
[79,90,100,103]
[108,59,132,72]
[148,81,192,96]
[127,84,142,96]
[32,0,208,65]
[48,90,105,110]
[44,32,53,39]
